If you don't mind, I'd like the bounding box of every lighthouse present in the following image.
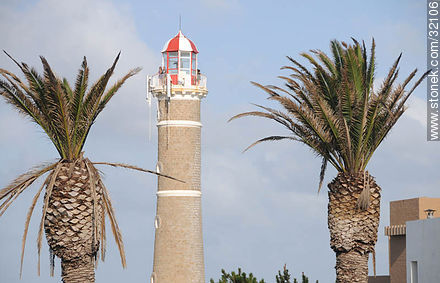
[147,30,207,283]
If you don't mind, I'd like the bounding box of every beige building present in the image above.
[369,197,440,283]
[147,30,208,283]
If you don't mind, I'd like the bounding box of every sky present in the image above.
[0,0,438,282]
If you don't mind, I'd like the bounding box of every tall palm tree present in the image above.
[230,39,428,282]
[0,52,175,282]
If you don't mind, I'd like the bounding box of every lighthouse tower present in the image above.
[147,31,208,283]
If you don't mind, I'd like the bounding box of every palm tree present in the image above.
[0,52,174,282]
[230,39,428,282]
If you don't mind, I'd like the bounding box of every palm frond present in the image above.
[70,57,89,151]
[91,162,184,183]
[232,38,428,186]
[37,162,62,275]
[95,67,141,118]
[0,178,34,218]
[99,179,126,268]
[20,175,51,278]
[1,52,139,160]
[0,76,43,125]
[39,56,73,158]
[243,136,300,152]
[85,159,100,250]
[100,200,107,262]
[229,110,276,122]
[318,157,328,193]
[0,161,58,202]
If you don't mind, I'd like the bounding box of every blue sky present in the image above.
[0,0,437,282]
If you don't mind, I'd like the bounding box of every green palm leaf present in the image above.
[232,38,429,187]
[0,51,141,160]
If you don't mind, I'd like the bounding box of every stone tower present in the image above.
[147,30,208,283]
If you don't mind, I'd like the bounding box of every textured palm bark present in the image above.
[328,172,381,283]
[336,250,368,282]
[44,159,103,282]
[61,256,95,283]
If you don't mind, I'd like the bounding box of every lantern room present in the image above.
[161,30,198,86]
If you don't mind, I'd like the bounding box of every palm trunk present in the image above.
[61,256,95,283]
[335,250,368,282]
[44,158,103,281]
[327,172,381,283]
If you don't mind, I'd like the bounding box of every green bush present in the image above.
[210,265,318,283]
[209,268,265,283]
[276,265,291,283]
[276,265,317,283]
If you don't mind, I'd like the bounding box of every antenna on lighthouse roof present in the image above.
[179,14,182,31]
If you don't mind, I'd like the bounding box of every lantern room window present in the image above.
[162,53,167,72]
[191,53,197,76]
[168,52,178,74]
[180,51,191,75]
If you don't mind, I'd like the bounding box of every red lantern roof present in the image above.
[161,30,199,54]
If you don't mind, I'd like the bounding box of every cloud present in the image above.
[1,0,155,68]
[406,95,426,127]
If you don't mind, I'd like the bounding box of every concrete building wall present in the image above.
[390,197,440,226]
[388,198,419,283]
[417,197,440,220]
[387,197,440,283]
[389,236,406,283]
[406,218,440,283]
[390,198,420,226]
[152,98,204,283]
[368,275,390,283]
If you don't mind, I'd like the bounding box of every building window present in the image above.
[410,261,418,283]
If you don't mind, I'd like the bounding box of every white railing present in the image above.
[149,73,207,91]
[198,74,207,89]
[150,74,166,90]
